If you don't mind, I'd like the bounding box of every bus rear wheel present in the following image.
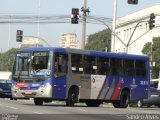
[34,98,43,105]
[66,88,78,106]
[113,90,129,108]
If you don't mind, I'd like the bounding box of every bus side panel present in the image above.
[67,74,91,99]
[53,76,67,99]
[130,77,149,100]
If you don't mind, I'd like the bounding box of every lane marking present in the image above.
[33,112,42,114]
[77,108,86,112]
[10,107,18,110]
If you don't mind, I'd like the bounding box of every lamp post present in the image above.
[81,0,87,49]
[111,0,138,52]
[38,0,41,38]
[111,0,117,52]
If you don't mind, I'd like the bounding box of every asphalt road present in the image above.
[0,98,160,120]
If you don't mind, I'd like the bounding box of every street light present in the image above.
[111,0,138,52]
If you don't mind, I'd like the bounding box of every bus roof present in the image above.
[17,47,149,61]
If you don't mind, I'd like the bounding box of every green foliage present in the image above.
[0,48,19,71]
[142,37,160,79]
[85,29,111,52]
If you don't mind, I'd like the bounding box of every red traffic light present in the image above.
[72,8,79,15]
[71,8,79,24]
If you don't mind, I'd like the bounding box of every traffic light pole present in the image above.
[81,0,87,49]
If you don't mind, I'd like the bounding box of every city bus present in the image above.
[11,47,150,108]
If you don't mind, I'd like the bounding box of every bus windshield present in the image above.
[13,51,51,77]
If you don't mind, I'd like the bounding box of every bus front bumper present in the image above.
[11,83,52,98]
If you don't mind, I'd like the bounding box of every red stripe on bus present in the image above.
[111,79,121,100]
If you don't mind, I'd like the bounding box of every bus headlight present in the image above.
[38,83,50,91]
[12,84,20,91]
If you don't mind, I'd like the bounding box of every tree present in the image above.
[0,48,19,71]
[85,29,111,52]
[142,37,160,78]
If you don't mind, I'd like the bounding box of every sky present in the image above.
[0,0,160,52]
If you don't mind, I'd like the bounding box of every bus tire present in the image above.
[112,100,120,108]
[120,90,129,108]
[85,100,101,107]
[66,88,78,106]
[34,98,43,105]
[113,90,129,108]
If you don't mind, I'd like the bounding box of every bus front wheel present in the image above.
[66,88,78,106]
[34,98,43,105]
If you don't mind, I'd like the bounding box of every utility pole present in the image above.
[81,0,87,49]
[111,0,117,52]
[38,0,41,38]
[8,15,11,50]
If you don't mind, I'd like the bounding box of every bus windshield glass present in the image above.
[13,51,51,77]
[29,51,51,76]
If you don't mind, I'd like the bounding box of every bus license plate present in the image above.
[25,91,32,95]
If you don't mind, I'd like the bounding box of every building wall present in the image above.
[112,3,160,55]
[59,33,79,49]
[19,38,44,48]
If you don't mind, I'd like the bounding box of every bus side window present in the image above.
[71,54,83,73]
[135,60,146,77]
[123,59,135,76]
[97,57,110,75]
[83,55,96,74]
[110,58,123,76]
[54,53,68,76]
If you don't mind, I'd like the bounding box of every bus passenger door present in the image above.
[53,53,68,99]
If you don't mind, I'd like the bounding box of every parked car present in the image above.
[0,79,12,99]
[130,79,160,108]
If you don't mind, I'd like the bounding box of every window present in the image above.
[31,52,49,72]
[71,54,83,73]
[135,60,146,77]
[150,81,158,88]
[54,53,68,76]
[97,57,110,75]
[83,55,96,74]
[110,58,123,76]
[13,52,31,76]
[123,59,135,76]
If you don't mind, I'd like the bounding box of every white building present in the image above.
[59,33,79,48]
[111,3,160,55]
[19,38,43,48]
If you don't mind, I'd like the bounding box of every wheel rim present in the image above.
[137,100,141,107]
[71,92,76,102]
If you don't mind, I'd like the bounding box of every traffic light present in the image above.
[149,13,155,30]
[16,30,23,42]
[127,0,138,4]
[71,8,79,24]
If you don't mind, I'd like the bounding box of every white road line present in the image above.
[33,112,42,114]
[77,108,86,112]
[10,107,18,110]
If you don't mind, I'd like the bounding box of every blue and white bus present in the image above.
[11,47,150,108]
